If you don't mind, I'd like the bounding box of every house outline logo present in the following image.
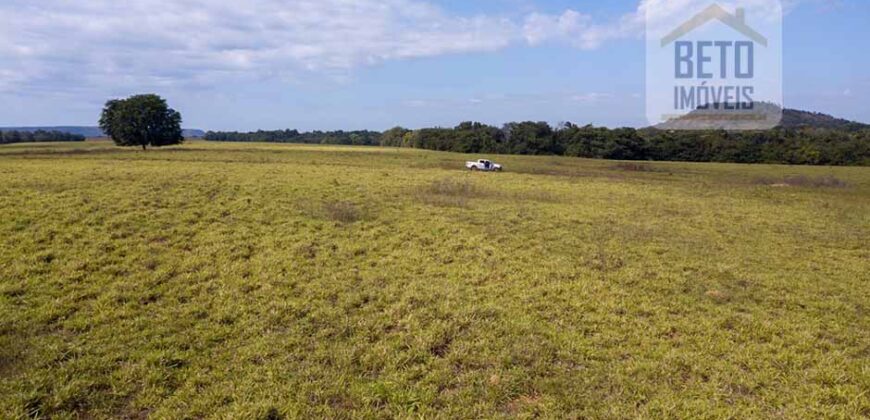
[660,4,768,47]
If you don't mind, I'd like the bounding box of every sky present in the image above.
[0,0,867,131]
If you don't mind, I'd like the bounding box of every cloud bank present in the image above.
[0,0,801,95]
[0,0,643,94]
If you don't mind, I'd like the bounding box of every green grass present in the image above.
[1,140,868,419]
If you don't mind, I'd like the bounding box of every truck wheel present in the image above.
[470,166,478,171]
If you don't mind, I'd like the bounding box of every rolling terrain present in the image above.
[655,104,870,131]
[0,141,867,418]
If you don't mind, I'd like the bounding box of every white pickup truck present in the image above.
[466,159,503,172]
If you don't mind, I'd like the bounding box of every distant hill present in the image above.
[778,109,870,131]
[654,104,870,131]
[0,126,205,138]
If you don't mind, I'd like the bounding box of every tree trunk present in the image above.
[142,144,147,151]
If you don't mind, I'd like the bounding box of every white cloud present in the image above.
[521,0,793,49]
[522,9,644,50]
[570,93,615,103]
[0,0,518,94]
[0,0,803,96]
[523,10,592,46]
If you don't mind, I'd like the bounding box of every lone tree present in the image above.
[99,94,184,150]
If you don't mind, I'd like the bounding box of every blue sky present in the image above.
[0,0,867,131]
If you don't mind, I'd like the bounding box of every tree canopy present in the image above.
[99,94,183,150]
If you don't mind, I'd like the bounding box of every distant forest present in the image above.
[205,129,381,146]
[0,130,86,144]
[205,122,870,166]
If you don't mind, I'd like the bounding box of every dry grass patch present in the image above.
[705,289,731,303]
[415,178,489,208]
[321,200,364,224]
[610,162,661,172]
[510,189,561,203]
[754,175,848,188]
[425,178,479,196]
[1,142,868,419]
[417,177,560,206]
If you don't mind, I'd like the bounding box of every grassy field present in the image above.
[0,140,868,419]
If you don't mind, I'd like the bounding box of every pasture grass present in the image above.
[0,140,868,418]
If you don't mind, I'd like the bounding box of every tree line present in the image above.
[205,122,870,166]
[385,122,870,166]
[204,129,381,146]
[5,94,868,165]
[0,130,86,144]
